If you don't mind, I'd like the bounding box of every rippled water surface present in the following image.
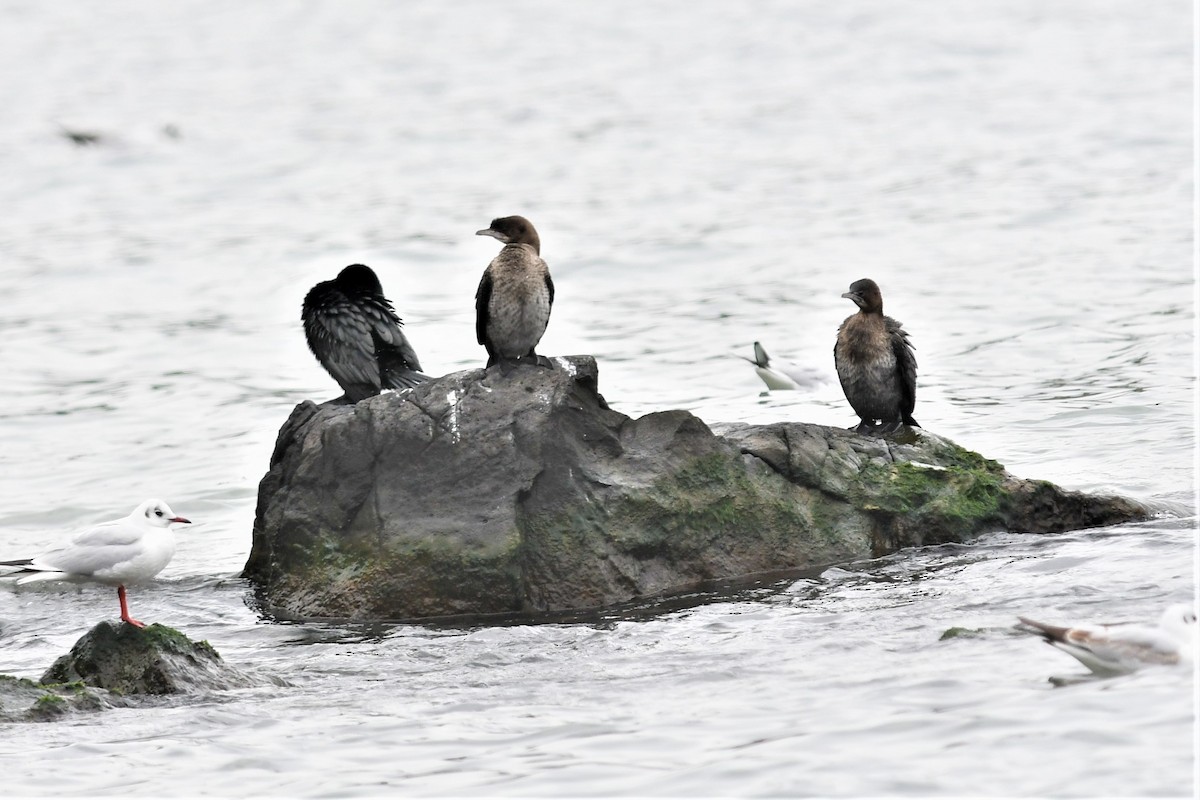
[0,1,1194,796]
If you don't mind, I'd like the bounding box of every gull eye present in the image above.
[155,509,164,517]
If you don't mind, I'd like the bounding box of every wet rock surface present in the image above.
[246,357,1149,621]
[41,621,256,696]
[1,621,260,721]
[0,673,116,722]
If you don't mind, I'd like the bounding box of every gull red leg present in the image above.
[117,585,145,628]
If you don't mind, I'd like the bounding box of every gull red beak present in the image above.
[170,516,192,524]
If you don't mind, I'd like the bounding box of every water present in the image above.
[0,1,1194,795]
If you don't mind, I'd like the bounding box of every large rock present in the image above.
[245,357,1147,620]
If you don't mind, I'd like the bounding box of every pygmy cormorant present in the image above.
[475,215,554,368]
[302,264,427,403]
[834,278,919,433]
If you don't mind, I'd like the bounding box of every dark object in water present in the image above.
[59,125,102,146]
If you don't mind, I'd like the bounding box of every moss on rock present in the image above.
[41,621,255,696]
[0,673,114,722]
[248,358,1150,621]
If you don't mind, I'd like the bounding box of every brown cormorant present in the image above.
[834,278,918,433]
[475,215,554,368]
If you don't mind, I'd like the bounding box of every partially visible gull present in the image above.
[1017,603,1196,676]
[741,341,826,391]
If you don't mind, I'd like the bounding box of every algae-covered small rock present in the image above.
[0,674,114,722]
[40,621,254,695]
[939,627,990,641]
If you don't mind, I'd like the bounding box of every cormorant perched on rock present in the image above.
[834,278,919,433]
[302,264,427,403]
[475,215,554,368]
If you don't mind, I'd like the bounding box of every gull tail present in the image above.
[752,341,770,368]
[1,560,69,585]
[1017,616,1072,643]
[15,569,70,586]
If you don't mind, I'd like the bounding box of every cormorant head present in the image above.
[841,278,884,314]
[335,264,383,293]
[136,499,192,527]
[476,215,541,254]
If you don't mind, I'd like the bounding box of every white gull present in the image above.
[741,341,826,391]
[0,499,192,627]
[1017,603,1196,676]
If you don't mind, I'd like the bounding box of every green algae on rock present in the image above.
[1,622,269,722]
[41,621,254,695]
[246,356,1149,621]
[0,673,114,722]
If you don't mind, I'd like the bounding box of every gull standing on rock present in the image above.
[302,264,428,403]
[0,499,192,628]
[834,278,919,433]
[1017,604,1197,676]
[475,215,554,369]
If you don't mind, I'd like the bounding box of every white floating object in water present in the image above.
[742,341,825,391]
[1017,603,1197,676]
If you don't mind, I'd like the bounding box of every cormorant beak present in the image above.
[476,228,507,242]
[170,516,192,524]
[841,291,863,306]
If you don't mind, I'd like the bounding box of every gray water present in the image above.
[0,1,1194,796]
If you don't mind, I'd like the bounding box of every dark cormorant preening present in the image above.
[834,278,919,433]
[302,264,427,403]
[475,215,554,368]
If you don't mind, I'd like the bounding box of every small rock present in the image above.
[939,626,989,641]
[40,621,255,695]
[0,674,115,723]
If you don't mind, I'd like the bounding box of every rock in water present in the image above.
[246,356,1148,621]
[0,674,113,722]
[40,621,253,695]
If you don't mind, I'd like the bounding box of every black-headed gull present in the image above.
[741,341,826,391]
[0,499,191,627]
[1017,604,1197,676]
